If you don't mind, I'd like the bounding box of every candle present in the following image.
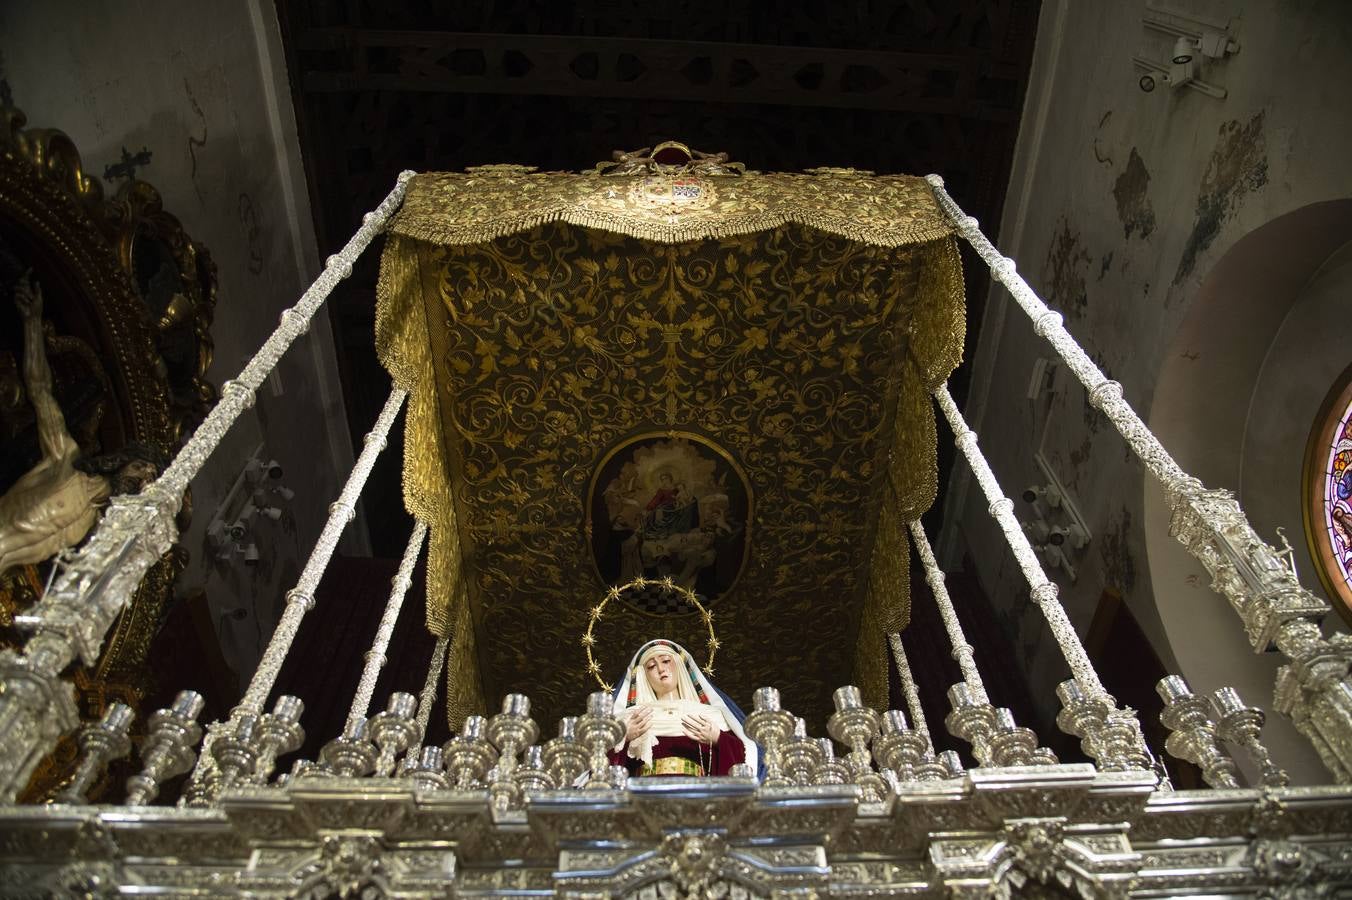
[387,692,418,719]
[557,717,578,740]
[418,746,444,772]
[881,710,910,735]
[502,693,531,717]
[172,690,205,719]
[102,702,134,734]
[753,687,781,712]
[1056,680,1085,706]
[1156,676,1193,705]
[234,714,259,742]
[586,691,614,718]
[833,686,863,712]
[461,716,487,741]
[948,684,976,708]
[1210,687,1246,717]
[938,750,964,776]
[273,695,304,724]
[994,708,1018,731]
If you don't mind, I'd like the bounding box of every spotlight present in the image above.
[1139,73,1156,93]
[1171,36,1195,64]
[243,543,260,566]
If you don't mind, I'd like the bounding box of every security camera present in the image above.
[264,460,284,480]
[1138,73,1156,93]
[1049,524,1089,550]
[1022,484,1062,508]
[1172,36,1195,65]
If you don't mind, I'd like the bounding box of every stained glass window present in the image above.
[1307,367,1352,621]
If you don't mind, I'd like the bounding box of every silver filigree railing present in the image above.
[909,519,1057,768]
[0,172,415,801]
[935,383,1152,772]
[184,385,409,804]
[926,175,1352,781]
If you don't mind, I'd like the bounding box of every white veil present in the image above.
[611,638,759,774]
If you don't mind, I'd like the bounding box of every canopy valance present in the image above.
[375,149,964,726]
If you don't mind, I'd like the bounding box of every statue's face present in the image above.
[644,651,678,697]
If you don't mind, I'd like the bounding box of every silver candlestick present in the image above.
[1156,676,1240,788]
[444,716,496,789]
[873,710,928,783]
[125,691,205,805]
[744,687,796,787]
[1210,687,1289,788]
[55,703,133,804]
[812,738,851,786]
[487,693,539,810]
[1055,679,1113,764]
[513,745,556,796]
[944,683,997,767]
[404,746,450,791]
[781,717,824,786]
[319,719,378,778]
[578,691,624,789]
[252,695,305,784]
[543,717,590,787]
[369,692,418,777]
[210,714,261,792]
[987,707,1040,767]
[826,686,887,801]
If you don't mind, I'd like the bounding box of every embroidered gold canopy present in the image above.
[375,147,964,727]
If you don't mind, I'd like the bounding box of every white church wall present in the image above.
[943,0,1352,782]
[0,1,365,691]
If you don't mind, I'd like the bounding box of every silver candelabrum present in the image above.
[487,693,539,809]
[826,686,888,802]
[578,691,625,789]
[874,709,930,783]
[543,716,590,787]
[744,687,796,787]
[125,691,204,805]
[1210,686,1290,788]
[55,702,133,804]
[319,719,378,778]
[444,716,496,789]
[368,693,418,777]
[1156,676,1240,788]
[252,695,305,784]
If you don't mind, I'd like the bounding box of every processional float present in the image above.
[1,143,1351,896]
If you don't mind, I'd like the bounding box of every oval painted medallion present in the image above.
[587,432,752,615]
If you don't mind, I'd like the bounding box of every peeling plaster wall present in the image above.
[943,0,1352,782]
[0,2,363,691]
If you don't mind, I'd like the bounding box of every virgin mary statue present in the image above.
[609,639,758,777]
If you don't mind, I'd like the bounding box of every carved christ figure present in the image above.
[0,275,111,574]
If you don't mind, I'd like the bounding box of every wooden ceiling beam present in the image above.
[294,28,1020,121]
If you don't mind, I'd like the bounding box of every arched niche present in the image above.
[1144,200,1352,783]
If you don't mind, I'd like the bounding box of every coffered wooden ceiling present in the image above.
[276,0,1042,725]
